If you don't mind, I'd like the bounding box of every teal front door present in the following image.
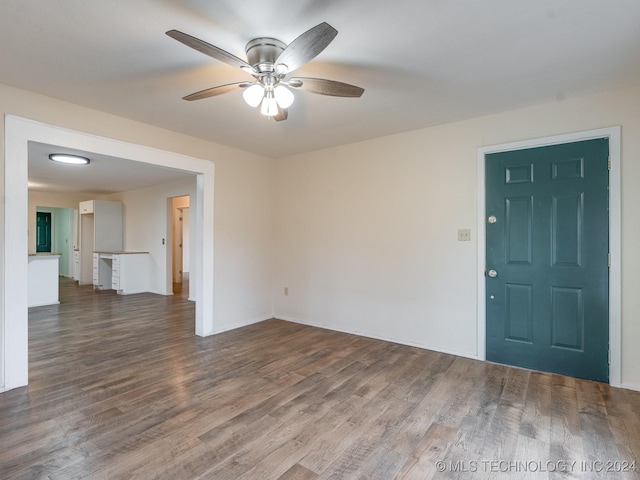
[36,211,52,253]
[485,139,609,382]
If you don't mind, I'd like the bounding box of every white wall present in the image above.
[211,149,275,331]
[274,83,640,391]
[274,120,481,357]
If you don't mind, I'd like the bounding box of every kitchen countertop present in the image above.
[94,251,149,255]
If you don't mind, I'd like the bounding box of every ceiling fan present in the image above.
[166,22,364,121]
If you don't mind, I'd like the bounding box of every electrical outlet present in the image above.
[458,229,471,241]
[284,287,289,296]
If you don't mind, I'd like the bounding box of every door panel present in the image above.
[486,138,609,382]
[552,194,583,266]
[505,196,533,264]
[505,283,533,342]
[551,286,583,350]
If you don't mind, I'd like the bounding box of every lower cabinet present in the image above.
[93,252,149,295]
[73,250,80,281]
[92,253,101,286]
[111,253,149,295]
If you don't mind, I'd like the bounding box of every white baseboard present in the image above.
[0,382,25,393]
[275,316,640,392]
[28,301,60,308]
[620,383,640,393]
[149,290,172,296]
[213,315,274,335]
[275,315,480,361]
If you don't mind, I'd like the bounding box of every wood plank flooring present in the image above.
[1,277,639,479]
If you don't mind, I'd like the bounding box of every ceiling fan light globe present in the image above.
[274,85,295,109]
[261,95,278,117]
[242,84,265,107]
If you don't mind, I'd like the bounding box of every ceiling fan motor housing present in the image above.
[245,37,286,73]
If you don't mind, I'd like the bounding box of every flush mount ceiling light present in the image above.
[166,22,364,121]
[49,153,90,165]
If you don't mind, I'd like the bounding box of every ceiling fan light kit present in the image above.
[242,84,265,107]
[274,84,294,108]
[260,90,279,117]
[166,22,364,121]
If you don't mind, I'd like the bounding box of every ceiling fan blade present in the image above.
[289,77,364,97]
[183,82,249,101]
[273,107,288,122]
[166,30,255,73]
[276,22,338,73]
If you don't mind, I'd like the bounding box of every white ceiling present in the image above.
[28,141,196,194]
[2,0,640,192]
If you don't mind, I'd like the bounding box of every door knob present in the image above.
[488,269,498,278]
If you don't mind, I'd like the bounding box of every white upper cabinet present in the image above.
[79,200,94,214]
[79,200,123,252]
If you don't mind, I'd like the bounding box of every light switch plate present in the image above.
[458,229,471,241]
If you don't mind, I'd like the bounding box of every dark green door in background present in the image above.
[36,211,52,253]
[486,139,609,383]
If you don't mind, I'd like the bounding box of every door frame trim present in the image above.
[476,126,621,387]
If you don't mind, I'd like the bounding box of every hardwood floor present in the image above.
[1,278,639,479]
